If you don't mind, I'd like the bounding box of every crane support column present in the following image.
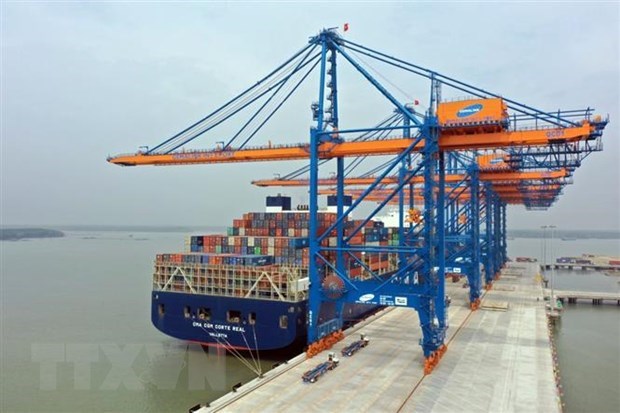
[329,44,346,331]
[469,163,482,308]
[501,203,508,266]
[493,196,502,280]
[419,100,447,370]
[308,127,322,344]
[398,112,411,267]
[484,183,495,288]
[307,35,329,344]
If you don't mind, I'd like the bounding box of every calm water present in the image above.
[0,231,287,413]
[509,237,620,413]
[1,233,618,412]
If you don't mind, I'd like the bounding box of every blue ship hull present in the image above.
[152,291,380,350]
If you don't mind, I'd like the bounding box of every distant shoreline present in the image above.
[0,228,65,241]
[3,225,228,234]
[0,226,618,239]
[507,229,620,240]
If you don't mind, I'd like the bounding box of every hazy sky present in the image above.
[1,1,618,230]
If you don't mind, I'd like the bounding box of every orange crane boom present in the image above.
[320,184,561,202]
[108,123,595,167]
[252,169,569,187]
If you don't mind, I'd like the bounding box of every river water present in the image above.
[508,237,620,413]
[1,231,618,412]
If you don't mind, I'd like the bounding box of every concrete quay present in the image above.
[197,262,560,413]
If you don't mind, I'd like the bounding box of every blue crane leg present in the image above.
[469,163,481,303]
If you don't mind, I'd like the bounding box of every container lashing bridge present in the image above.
[108,28,608,375]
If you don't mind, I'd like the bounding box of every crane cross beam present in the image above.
[108,123,594,167]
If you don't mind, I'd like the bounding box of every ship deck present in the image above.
[199,262,560,412]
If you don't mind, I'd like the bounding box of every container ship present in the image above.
[151,195,399,351]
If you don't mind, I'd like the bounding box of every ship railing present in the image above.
[152,263,308,302]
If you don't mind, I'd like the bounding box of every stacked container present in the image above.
[155,198,401,298]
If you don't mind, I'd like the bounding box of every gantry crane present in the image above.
[108,28,608,374]
[255,155,576,308]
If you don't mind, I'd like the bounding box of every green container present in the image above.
[215,245,222,253]
[255,246,261,254]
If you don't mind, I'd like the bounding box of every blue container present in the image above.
[290,237,310,249]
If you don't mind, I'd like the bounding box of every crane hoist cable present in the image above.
[233,55,322,150]
[149,47,313,153]
[151,43,320,154]
[348,48,416,104]
[225,47,322,149]
[164,50,321,153]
